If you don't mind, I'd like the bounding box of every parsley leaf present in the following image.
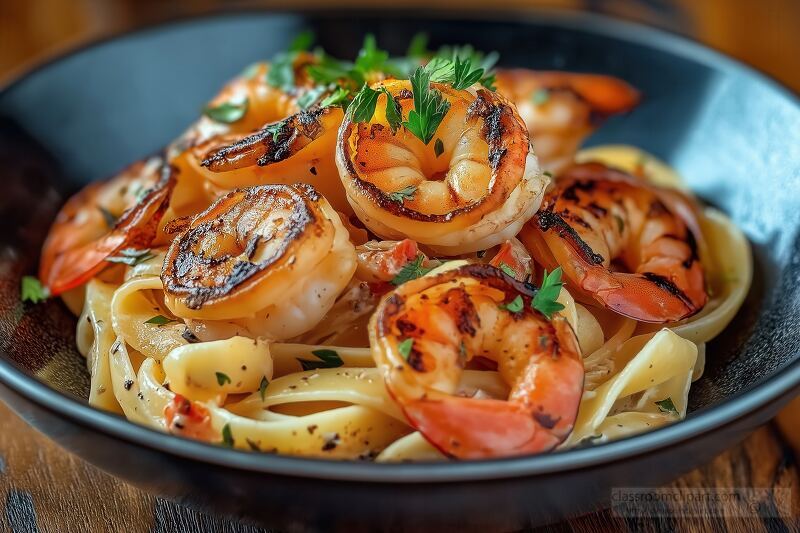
[391,253,433,285]
[106,248,155,266]
[407,33,429,59]
[263,121,286,143]
[144,315,177,326]
[265,31,315,93]
[499,294,524,313]
[355,34,391,76]
[307,54,362,88]
[289,30,315,52]
[381,88,403,133]
[21,276,49,303]
[531,88,550,106]
[433,44,498,90]
[266,53,295,92]
[498,262,517,278]
[450,56,485,90]
[397,338,414,359]
[532,267,565,319]
[655,397,679,415]
[215,372,232,386]
[424,57,455,83]
[388,184,417,203]
[403,66,450,145]
[348,84,381,123]
[434,138,444,158]
[221,423,234,447]
[259,376,269,401]
[320,87,351,108]
[296,85,327,109]
[203,99,248,123]
[297,349,344,371]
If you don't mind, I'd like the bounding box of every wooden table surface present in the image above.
[0,401,797,532]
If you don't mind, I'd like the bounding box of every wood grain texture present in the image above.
[0,401,797,532]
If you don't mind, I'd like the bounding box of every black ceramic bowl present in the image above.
[1,9,799,531]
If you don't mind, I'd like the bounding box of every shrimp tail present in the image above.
[41,164,176,295]
[563,73,641,116]
[402,398,563,459]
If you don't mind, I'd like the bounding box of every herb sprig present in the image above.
[532,267,565,319]
[391,254,434,286]
[21,276,49,304]
[403,66,450,145]
[297,349,344,371]
[106,248,155,266]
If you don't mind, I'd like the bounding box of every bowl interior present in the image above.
[0,10,799,449]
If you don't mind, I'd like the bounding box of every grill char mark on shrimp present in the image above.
[370,264,583,459]
[337,80,548,255]
[521,162,707,323]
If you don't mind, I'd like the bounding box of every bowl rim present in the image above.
[1,7,799,483]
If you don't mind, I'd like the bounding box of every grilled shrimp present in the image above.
[370,263,584,459]
[170,53,318,151]
[161,183,356,340]
[337,80,548,255]
[519,162,707,323]
[196,106,348,213]
[40,158,176,295]
[164,52,350,214]
[494,70,640,173]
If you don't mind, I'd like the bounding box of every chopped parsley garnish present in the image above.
[215,372,232,386]
[499,294,524,313]
[347,84,381,123]
[20,276,49,303]
[97,205,118,228]
[355,34,391,75]
[144,315,177,326]
[267,31,315,92]
[449,55,486,89]
[106,248,155,266]
[320,87,351,108]
[403,67,450,145]
[655,397,679,415]
[381,88,403,133]
[221,423,234,447]
[289,30,315,53]
[432,44,498,90]
[388,184,417,203]
[543,170,554,178]
[259,376,269,401]
[263,121,286,143]
[298,349,344,371]
[391,253,433,285]
[434,138,444,158]
[202,99,248,123]
[531,88,550,106]
[397,338,414,360]
[307,53,361,88]
[498,262,517,278]
[406,33,429,59]
[532,267,565,319]
[296,85,327,109]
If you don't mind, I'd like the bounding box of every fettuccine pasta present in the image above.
[27,34,750,461]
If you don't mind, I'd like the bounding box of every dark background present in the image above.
[2,0,799,93]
